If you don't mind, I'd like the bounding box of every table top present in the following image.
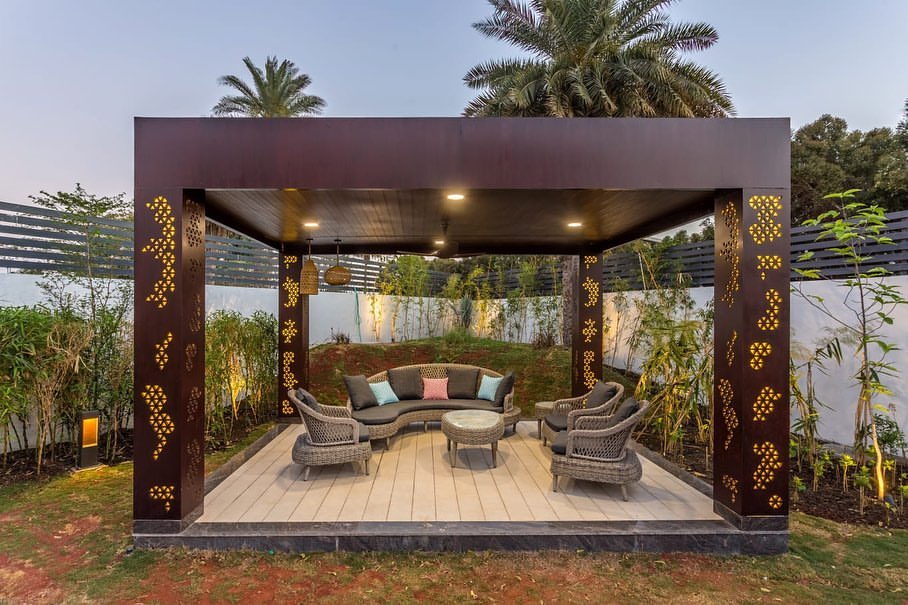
[442,409,502,431]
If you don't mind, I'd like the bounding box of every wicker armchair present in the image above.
[288,389,372,481]
[550,398,650,501]
[540,382,624,446]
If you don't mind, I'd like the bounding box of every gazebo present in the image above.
[132,116,790,553]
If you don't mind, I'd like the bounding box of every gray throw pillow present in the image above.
[295,388,323,415]
[586,381,618,408]
[494,371,515,405]
[388,367,422,400]
[605,397,640,428]
[344,375,379,410]
[447,367,480,399]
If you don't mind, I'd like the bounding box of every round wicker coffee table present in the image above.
[441,410,505,468]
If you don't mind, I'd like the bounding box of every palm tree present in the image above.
[213,56,325,117]
[464,0,734,117]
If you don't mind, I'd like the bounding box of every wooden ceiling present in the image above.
[204,188,715,255]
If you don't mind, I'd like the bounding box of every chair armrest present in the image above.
[503,390,514,411]
[321,405,352,419]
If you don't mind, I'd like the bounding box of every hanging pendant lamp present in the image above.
[300,238,319,295]
[324,238,352,286]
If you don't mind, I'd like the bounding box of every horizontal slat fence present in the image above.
[0,201,386,292]
[4,201,907,295]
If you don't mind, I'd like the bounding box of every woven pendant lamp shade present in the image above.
[324,239,352,286]
[300,239,319,295]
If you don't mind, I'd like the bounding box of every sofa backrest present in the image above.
[365,363,502,384]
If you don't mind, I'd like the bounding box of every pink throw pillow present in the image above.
[422,377,449,400]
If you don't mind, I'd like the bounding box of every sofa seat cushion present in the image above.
[351,399,502,425]
[543,414,568,432]
[550,430,568,455]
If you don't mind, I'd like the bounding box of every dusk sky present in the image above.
[1,0,906,203]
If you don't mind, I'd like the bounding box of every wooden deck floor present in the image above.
[199,421,719,524]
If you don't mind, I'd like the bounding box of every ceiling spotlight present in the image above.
[446,193,465,201]
[567,222,583,228]
[303,222,319,228]
[434,240,445,245]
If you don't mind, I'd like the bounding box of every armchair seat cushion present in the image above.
[543,414,568,432]
[356,422,370,442]
[549,430,569,455]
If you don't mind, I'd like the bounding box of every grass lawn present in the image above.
[1,430,905,603]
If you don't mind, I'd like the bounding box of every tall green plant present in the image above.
[789,337,842,473]
[794,190,908,501]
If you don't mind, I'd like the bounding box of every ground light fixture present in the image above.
[300,238,319,295]
[77,410,100,469]
[324,238,352,286]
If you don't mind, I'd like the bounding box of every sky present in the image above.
[1,0,906,204]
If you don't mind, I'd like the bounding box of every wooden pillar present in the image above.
[278,252,307,421]
[713,188,790,528]
[571,251,603,396]
[133,189,206,529]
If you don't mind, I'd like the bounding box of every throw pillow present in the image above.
[295,388,323,415]
[605,397,640,428]
[447,367,479,399]
[422,377,449,400]
[343,375,379,410]
[586,381,618,408]
[370,380,400,405]
[477,375,503,401]
[388,367,423,400]
[494,371,515,405]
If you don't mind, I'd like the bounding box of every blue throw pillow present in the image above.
[369,380,399,405]
[477,375,503,401]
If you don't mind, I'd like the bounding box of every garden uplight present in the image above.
[77,410,100,469]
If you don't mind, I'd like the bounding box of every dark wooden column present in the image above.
[713,189,790,527]
[133,189,206,529]
[571,251,604,396]
[278,252,307,421]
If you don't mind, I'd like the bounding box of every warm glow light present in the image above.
[567,222,583,228]
[303,222,319,228]
[446,193,465,200]
[82,417,98,448]
[434,240,445,245]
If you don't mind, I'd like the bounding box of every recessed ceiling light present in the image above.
[434,240,445,245]
[567,222,583,228]
[303,222,319,228]
[446,193,465,201]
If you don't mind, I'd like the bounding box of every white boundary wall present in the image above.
[3,272,906,446]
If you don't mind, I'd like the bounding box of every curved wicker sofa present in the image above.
[346,363,520,446]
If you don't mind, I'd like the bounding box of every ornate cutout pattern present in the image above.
[749,342,772,370]
[187,386,202,424]
[769,494,783,510]
[282,399,295,415]
[757,254,782,280]
[154,332,173,371]
[582,350,596,390]
[185,343,197,373]
[719,378,738,450]
[186,438,203,488]
[283,255,298,270]
[722,475,739,503]
[149,485,175,512]
[282,276,300,308]
[748,195,783,245]
[582,318,597,344]
[757,289,782,331]
[582,276,599,308]
[140,196,176,308]
[282,351,297,390]
[719,201,741,307]
[726,330,737,367]
[142,385,174,460]
[189,293,203,333]
[185,199,204,248]
[583,255,599,270]
[753,441,783,490]
[281,319,298,344]
[753,386,781,421]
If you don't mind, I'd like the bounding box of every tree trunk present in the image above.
[560,255,578,347]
